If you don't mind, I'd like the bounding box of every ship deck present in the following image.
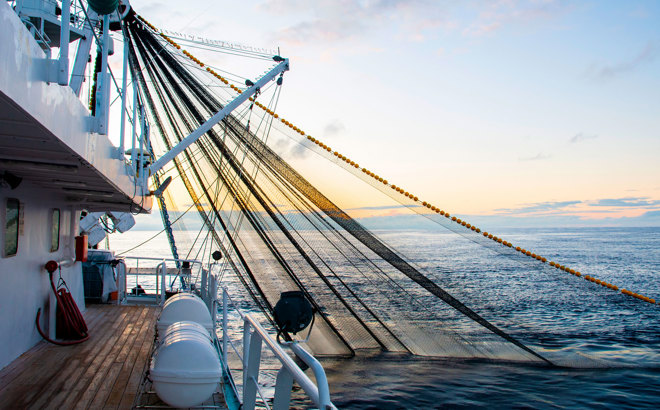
[0,305,158,409]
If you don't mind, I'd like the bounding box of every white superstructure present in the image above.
[0,0,150,369]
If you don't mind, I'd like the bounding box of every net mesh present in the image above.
[124,14,555,363]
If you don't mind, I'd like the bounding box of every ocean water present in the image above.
[110,227,660,408]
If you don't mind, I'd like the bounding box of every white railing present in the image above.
[10,0,87,31]
[219,287,336,410]
[116,256,203,305]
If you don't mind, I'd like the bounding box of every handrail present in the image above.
[117,256,200,303]
[120,256,202,264]
[115,259,127,304]
[220,287,336,410]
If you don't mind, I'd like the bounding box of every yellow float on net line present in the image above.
[141,15,658,307]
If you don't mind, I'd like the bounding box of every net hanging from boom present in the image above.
[123,13,554,364]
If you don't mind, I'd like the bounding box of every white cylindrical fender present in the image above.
[157,293,213,336]
[150,321,222,408]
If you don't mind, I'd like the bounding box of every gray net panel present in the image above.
[125,14,551,364]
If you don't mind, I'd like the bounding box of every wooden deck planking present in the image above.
[28,306,123,409]
[0,304,159,410]
[116,311,160,410]
[44,307,133,409]
[57,306,139,409]
[75,307,151,409]
[103,308,158,410]
[0,306,107,393]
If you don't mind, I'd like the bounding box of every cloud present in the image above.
[519,152,551,161]
[260,0,569,50]
[462,0,570,38]
[590,197,660,208]
[569,132,598,143]
[263,0,426,45]
[275,18,366,45]
[587,42,659,80]
[290,141,311,159]
[640,210,660,219]
[323,119,346,137]
[495,200,581,215]
[272,137,312,159]
[348,204,421,211]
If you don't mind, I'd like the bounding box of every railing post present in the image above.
[242,319,251,389]
[201,267,208,303]
[58,0,70,86]
[118,37,129,158]
[160,260,166,305]
[242,329,262,410]
[135,258,139,294]
[209,274,217,332]
[273,368,294,410]
[290,343,332,409]
[115,261,125,305]
[222,288,228,368]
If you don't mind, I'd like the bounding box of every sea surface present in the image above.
[110,227,660,408]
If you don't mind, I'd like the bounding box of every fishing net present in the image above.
[122,12,631,365]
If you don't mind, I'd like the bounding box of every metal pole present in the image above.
[131,81,138,175]
[222,288,228,368]
[148,59,289,175]
[58,0,70,86]
[118,38,129,158]
[141,122,150,189]
[243,331,262,410]
[138,106,145,177]
[273,368,294,410]
[242,319,251,389]
[95,15,110,134]
[160,260,166,305]
[290,343,333,409]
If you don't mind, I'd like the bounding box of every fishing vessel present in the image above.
[0,1,334,408]
[1,0,658,408]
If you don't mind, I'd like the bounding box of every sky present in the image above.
[126,0,660,227]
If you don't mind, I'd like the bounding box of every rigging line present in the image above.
[148,48,269,255]
[234,115,501,320]
[230,110,553,364]
[132,25,276,320]
[186,174,224,262]
[180,83,332,290]
[146,85,244,262]
[167,37,276,59]
[219,164,357,352]
[218,96,270,250]
[245,161,410,351]
[206,128,382,352]
[129,24,271,320]
[156,46,356,350]
[129,26,220,245]
[77,1,126,110]
[233,129,464,349]
[137,21,500,352]
[116,200,197,256]
[239,135,432,321]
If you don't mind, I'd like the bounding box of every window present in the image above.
[51,208,60,252]
[5,198,19,257]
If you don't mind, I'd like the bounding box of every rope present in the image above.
[35,267,89,346]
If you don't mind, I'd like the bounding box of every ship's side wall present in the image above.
[0,1,152,212]
[0,180,84,371]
